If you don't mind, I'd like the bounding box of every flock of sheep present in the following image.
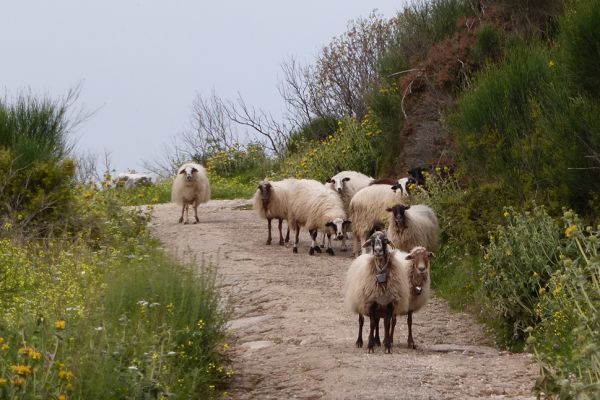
[170,162,439,353]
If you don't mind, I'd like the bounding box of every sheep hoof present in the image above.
[285,238,290,243]
[408,341,416,349]
[293,247,298,254]
[195,216,200,223]
[314,246,322,253]
[279,240,284,245]
[309,247,315,256]
[178,217,183,223]
[326,248,335,256]
[183,221,189,225]
[355,339,363,348]
[367,345,375,354]
[385,346,392,354]
[266,239,272,245]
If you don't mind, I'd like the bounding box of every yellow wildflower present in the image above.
[503,211,510,218]
[539,287,546,295]
[0,378,6,385]
[58,369,75,381]
[55,320,66,330]
[11,377,25,386]
[564,225,577,237]
[58,394,68,400]
[29,350,42,361]
[10,364,32,376]
[18,347,29,356]
[2,344,9,351]
[553,286,562,296]
[548,60,555,68]
[0,337,4,345]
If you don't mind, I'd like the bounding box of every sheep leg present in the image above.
[178,203,185,223]
[266,218,273,245]
[325,234,335,256]
[278,219,285,245]
[367,304,378,353]
[320,232,326,248]
[292,225,300,254]
[384,303,395,353]
[285,225,290,243]
[390,315,397,346]
[407,311,416,349]
[308,229,321,255]
[374,317,381,347]
[352,234,361,257]
[340,233,348,252]
[355,314,364,348]
[193,205,199,224]
[184,204,190,224]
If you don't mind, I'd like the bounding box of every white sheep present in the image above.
[344,231,409,353]
[252,179,294,245]
[171,163,211,224]
[391,246,434,349]
[325,170,373,212]
[386,204,439,252]
[286,179,350,255]
[348,184,407,256]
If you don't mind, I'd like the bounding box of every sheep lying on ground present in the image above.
[325,170,373,212]
[391,246,434,349]
[171,163,210,224]
[286,179,350,255]
[253,179,293,245]
[344,231,409,353]
[348,184,406,256]
[386,204,439,252]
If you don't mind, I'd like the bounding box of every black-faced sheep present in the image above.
[391,246,434,349]
[253,180,293,245]
[348,184,407,256]
[344,231,409,353]
[286,179,350,255]
[171,163,211,224]
[386,204,439,252]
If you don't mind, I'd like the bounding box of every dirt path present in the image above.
[151,200,538,400]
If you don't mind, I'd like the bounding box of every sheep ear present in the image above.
[405,254,414,260]
[342,177,350,182]
[405,205,411,210]
[361,239,372,248]
[428,252,435,258]
[386,207,393,212]
[328,179,335,184]
[343,219,351,226]
[191,167,198,173]
[391,184,399,191]
[179,169,186,174]
[325,222,335,227]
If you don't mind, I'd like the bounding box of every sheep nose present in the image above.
[337,233,344,239]
[337,188,342,193]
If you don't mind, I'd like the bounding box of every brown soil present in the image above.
[151,200,538,400]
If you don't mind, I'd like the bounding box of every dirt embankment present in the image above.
[151,200,537,400]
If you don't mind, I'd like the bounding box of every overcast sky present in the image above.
[2,1,401,174]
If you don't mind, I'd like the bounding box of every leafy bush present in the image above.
[386,0,473,66]
[480,206,561,343]
[0,149,78,237]
[472,25,503,64]
[560,0,600,97]
[0,91,74,168]
[276,117,380,182]
[285,116,338,155]
[205,143,271,181]
[530,210,600,399]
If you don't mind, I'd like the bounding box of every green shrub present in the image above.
[480,206,561,344]
[560,0,600,97]
[285,116,338,155]
[205,144,271,181]
[389,0,473,64]
[472,25,503,64]
[0,91,73,168]
[276,117,379,181]
[530,210,600,399]
[0,149,78,237]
